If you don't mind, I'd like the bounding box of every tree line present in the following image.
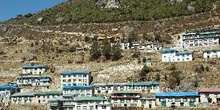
[14,0,215,25]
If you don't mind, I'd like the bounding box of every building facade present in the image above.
[162,49,193,62]
[155,92,199,108]
[203,49,220,59]
[0,85,20,96]
[35,91,62,104]
[62,86,93,97]
[11,92,35,104]
[16,75,51,86]
[180,29,220,48]
[60,71,91,88]
[140,98,156,109]
[93,82,160,95]
[48,96,111,110]
[110,91,142,108]
[22,65,47,75]
[199,88,220,106]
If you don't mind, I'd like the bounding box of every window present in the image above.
[168,98,173,102]
[175,98,181,102]
[102,106,106,109]
[133,99,138,103]
[63,80,66,82]
[83,75,87,77]
[78,79,82,81]
[159,98,165,102]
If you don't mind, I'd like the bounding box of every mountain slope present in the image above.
[6,0,216,25]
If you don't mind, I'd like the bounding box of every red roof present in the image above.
[199,88,220,93]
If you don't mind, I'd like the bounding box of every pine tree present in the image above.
[90,41,101,60]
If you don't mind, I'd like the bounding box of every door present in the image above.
[180,102,184,107]
[161,102,166,107]
[189,102,195,107]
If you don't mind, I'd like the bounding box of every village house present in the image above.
[62,86,93,97]
[22,65,47,75]
[11,92,35,104]
[120,42,130,50]
[203,49,220,59]
[179,28,220,48]
[162,49,193,62]
[47,97,63,110]
[155,92,200,108]
[60,71,92,88]
[0,85,20,96]
[93,82,160,95]
[140,97,156,109]
[0,91,10,104]
[35,91,62,104]
[199,88,220,106]
[48,96,111,110]
[65,96,111,110]
[11,91,62,104]
[110,91,142,108]
[16,75,51,86]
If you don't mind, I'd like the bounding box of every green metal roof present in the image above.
[126,81,159,86]
[111,90,140,94]
[35,91,62,96]
[203,49,220,53]
[74,96,106,101]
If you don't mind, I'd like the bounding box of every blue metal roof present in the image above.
[155,92,199,97]
[22,65,46,69]
[61,71,90,75]
[176,51,192,55]
[0,85,19,90]
[162,49,177,53]
[63,86,93,89]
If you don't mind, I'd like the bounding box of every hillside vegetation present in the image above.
[9,0,215,25]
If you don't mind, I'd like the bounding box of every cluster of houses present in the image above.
[97,36,163,52]
[162,28,220,62]
[0,28,219,109]
[0,65,219,110]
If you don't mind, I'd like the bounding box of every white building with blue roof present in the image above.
[179,28,220,48]
[16,75,51,86]
[0,85,20,96]
[162,49,193,62]
[22,65,47,75]
[155,92,199,108]
[60,71,91,89]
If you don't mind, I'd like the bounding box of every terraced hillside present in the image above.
[0,0,220,91]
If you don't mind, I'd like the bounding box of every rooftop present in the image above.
[203,49,220,53]
[162,49,177,53]
[63,86,93,89]
[11,92,35,97]
[111,90,140,94]
[199,88,220,93]
[61,71,90,75]
[35,91,62,96]
[93,81,159,86]
[74,96,106,101]
[176,51,192,55]
[17,75,51,78]
[126,81,159,86]
[22,65,46,69]
[0,85,19,89]
[155,92,199,97]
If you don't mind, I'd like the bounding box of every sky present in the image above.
[0,0,67,22]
